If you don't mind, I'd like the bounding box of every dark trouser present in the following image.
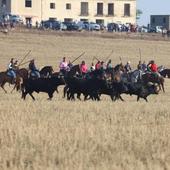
[60,69,67,76]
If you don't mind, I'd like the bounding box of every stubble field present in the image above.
[0,31,170,170]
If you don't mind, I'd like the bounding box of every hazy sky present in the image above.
[137,0,170,25]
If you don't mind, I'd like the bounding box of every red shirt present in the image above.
[95,63,101,70]
[81,64,88,73]
[150,63,158,72]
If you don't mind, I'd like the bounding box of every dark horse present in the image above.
[142,73,165,92]
[40,66,54,78]
[0,71,21,93]
[52,64,81,78]
[60,64,82,99]
[17,66,54,80]
[159,69,170,78]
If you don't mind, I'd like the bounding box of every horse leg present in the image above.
[158,84,161,91]
[1,83,7,93]
[48,91,54,100]
[63,85,68,98]
[77,93,81,100]
[29,92,35,101]
[10,85,15,93]
[168,74,170,78]
[56,88,59,93]
[84,94,89,101]
[137,96,140,102]
[144,97,148,102]
[67,89,71,100]
[119,95,125,102]
[161,82,165,93]
[22,91,27,100]
[94,92,100,101]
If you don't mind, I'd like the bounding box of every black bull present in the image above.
[21,76,65,100]
[64,77,128,101]
[124,82,160,102]
[65,77,108,101]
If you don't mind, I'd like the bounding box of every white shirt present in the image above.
[8,63,13,70]
[59,61,68,70]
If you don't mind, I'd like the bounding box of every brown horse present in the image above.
[142,73,165,92]
[0,71,21,93]
[17,68,29,80]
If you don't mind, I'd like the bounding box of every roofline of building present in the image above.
[151,15,170,16]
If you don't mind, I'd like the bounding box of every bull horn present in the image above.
[147,82,154,86]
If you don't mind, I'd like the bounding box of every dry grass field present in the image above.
[0,30,170,170]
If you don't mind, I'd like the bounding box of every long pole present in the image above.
[105,50,113,62]
[19,60,32,67]
[71,52,85,64]
[139,48,142,61]
[18,50,31,66]
[119,56,122,63]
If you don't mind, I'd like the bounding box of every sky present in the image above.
[137,0,170,25]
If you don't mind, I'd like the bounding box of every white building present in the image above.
[0,0,136,25]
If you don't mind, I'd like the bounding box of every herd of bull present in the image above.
[19,64,170,102]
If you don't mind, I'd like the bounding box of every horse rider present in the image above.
[142,61,147,72]
[124,61,132,73]
[59,57,68,75]
[7,58,17,84]
[80,60,88,76]
[106,59,112,69]
[137,60,144,81]
[137,61,142,70]
[147,60,160,78]
[29,59,40,78]
[114,62,124,73]
[67,61,73,70]
[90,62,95,72]
[100,61,106,70]
[95,61,101,70]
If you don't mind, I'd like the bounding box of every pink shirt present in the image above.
[81,64,88,73]
[59,61,68,70]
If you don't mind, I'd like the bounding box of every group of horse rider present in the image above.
[7,58,40,82]
[6,56,160,82]
[59,56,160,76]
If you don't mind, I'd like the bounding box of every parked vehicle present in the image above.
[10,15,23,24]
[148,26,163,33]
[138,26,148,33]
[148,27,156,33]
[43,20,60,30]
[84,22,100,31]
[62,22,80,31]
[60,22,67,31]
[155,26,163,33]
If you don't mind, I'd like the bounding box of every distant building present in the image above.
[0,0,136,26]
[150,15,170,30]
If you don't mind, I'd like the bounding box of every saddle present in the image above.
[6,70,14,78]
[29,71,39,79]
